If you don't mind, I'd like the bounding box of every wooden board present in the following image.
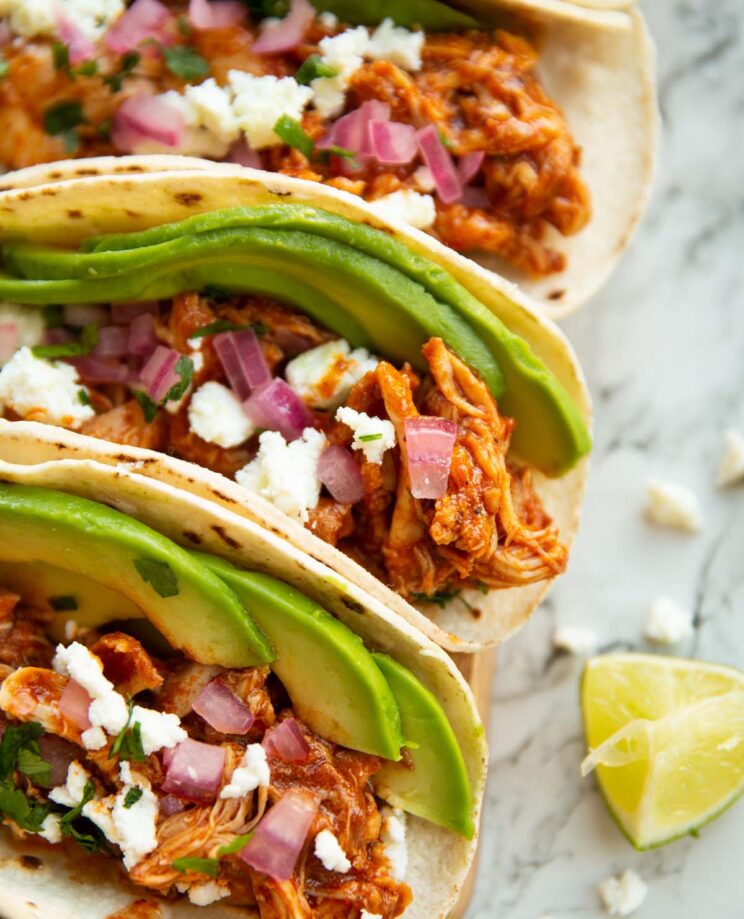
[449,650,496,919]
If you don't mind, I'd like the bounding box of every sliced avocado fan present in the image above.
[0,205,590,475]
[0,483,274,667]
[308,0,478,30]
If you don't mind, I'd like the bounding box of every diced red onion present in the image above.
[189,0,246,29]
[192,679,255,735]
[55,11,95,64]
[93,325,130,358]
[39,735,80,788]
[140,345,182,403]
[240,789,319,881]
[368,121,418,166]
[128,312,160,357]
[243,379,314,443]
[263,718,310,763]
[417,125,462,205]
[0,323,18,365]
[162,738,226,801]
[457,151,485,186]
[70,355,133,385]
[63,303,109,327]
[459,185,491,209]
[252,0,315,54]
[59,679,92,731]
[317,445,364,505]
[113,94,185,152]
[228,140,262,168]
[213,329,271,402]
[105,0,172,53]
[404,416,458,500]
[0,22,11,47]
[161,746,175,770]
[111,301,159,324]
[159,794,187,816]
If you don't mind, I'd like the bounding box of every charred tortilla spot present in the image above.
[67,209,83,219]
[41,188,58,196]
[211,524,240,549]
[19,855,42,870]
[547,289,565,301]
[75,168,99,176]
[115,165,144,173]
[341,597,365,615]
[182,529,202,544]
[124,210,142,218]
[50,171,63,178]
[174,192,202,206]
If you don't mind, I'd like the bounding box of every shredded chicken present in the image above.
[0,668,82,744]
[89,632,164,697]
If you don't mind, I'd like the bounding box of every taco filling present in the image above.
[0,484,477,916]
[0,0,590,276]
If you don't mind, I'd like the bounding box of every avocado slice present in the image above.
[309,0,478,30]
[0,484,274,667]
[197,553,404,761]
[372,653,474,838]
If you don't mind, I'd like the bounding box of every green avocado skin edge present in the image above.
[0,206,590,475]
[308,0,479,30]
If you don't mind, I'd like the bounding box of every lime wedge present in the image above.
[581,653,744,849]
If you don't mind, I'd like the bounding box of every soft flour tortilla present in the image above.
[0,456,487,919]
[0,163,591,651]
[0,0,657,317]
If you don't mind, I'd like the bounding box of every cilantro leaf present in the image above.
[164,355,193,404]
[188,319,269,340]
[17,748,52,788]
[273,114,314,158]
[105,51,140,92]
[78,388,92,407]
[358,433,382,442]
[0,56,8,80]
[123,786,143,809]
[200,284,231,302]
[163,45,210,81]
[59,780,105,852]
[0,723,45,783]
[411,588,462,609]
[134,389,159,424]
[296,54,338,85]
[217,832,254,856]
[52,42,71,73]
[0,784,51,832]
[114,721,146,764]
[32,322,99,359]
[133,558,179,599]
[43,100,86,136]
[172,856,220,877]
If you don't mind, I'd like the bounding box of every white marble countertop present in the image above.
[468,2,744,916]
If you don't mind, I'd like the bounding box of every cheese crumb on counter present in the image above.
[335,407,396,465]
[314,829,352,873]
[644,596,693,645]
[188,381,255,448]
[0,347,94,429]
[645,479,702,532]
[717,428,744,487]
[553,625,598,656]
[369,189,437,230]
[598,869,648,917]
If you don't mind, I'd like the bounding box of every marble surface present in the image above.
[468,2,744,916]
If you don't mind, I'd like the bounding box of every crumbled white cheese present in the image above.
[220,743,270,799]
[81,726,107,751]
[131,704,187,756]
[0,304,45,364]
[598,870,648,917]
[717,429,744,487]
[369,189,437,230]
[229,71,313,149]
[314,829,351,873]
[0,347,94,429]
[412,165,435,193]
[183,78,241,145]
[49,761,92,808]
[236,427,326,522]
[367,19,424,71]
[188,881,231,906]
[360,912,382,919]
[188,381,255,449]
[318,11,338,28]
[312,26,370,118]
[646,479,702,532]
[134,90,233,160]
[82,796,119,842]
[335,406,396,465]
[644,596,693,645]
[380,806,407,882]
[53,642,129,735]
[553,625,598,656]
[285,339,378,410]
[63,620,80,643]
[38,813,63,844]
[0,0,124,40]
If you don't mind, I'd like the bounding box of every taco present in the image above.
[0,0,656,313]
[0,454,486,918]
[0,163,591,651]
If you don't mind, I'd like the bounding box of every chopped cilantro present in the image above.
[97,118,113,140]
[0,56,8,80]
[52,42,70,72]
[296,54,338,85]
[358,433,383,442]
[16,748,52,788]
[133,557,179,599]
[316,144,358,165]
[105,51,140,92]
[217,832,253,856]
[476,581,489,595]
[78,388,92,406]
[164,355,194,404]
[134,389,158,423]
[59,780,105,852]
[273,114,314,158]
[438,128,454,149]
[177,15,192,37]
[123,786,143,809]
[61,129,80,154]
[75,60,99,77]
[112,720,146,764]
[0,785,51,832]
[32,322,98,359]
[411,588,462,609]
[43,100,85,136]
[201,284,231,302]
[172,856,220,877]
[43,304,64,328]
[0,723,45,783]
[49,595,78,612]
[163,45,210,81]
[189,319,253,339]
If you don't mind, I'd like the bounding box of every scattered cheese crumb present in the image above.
[81,726,107,751]
[49,761,92,808]
[553,625,598,656]
[0,0,125,40]
[318,11,338,28]
[335,406,396,464]
[367,18,424,71]
[644,596,693,645]
[53,642,128,735]
[314,829,351,873]
[412,166,435,192]
[188,381,255,448]
[131,704,187,756]
[285,339,378,410]
[0,347,94,429]
[717,429,744,487]
[369,189,437,230]
[38,813,63,844]
[188,881,231,906]
[380,807,407,882]
[312,26,370,118]
[598,870,648,917]
[0,304,45,364]
[646,479,702,532]
[236,428,326,522]
[361,913,383,919]
[229,71,313,149]
[220,744,270,799]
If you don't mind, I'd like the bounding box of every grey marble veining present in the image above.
[468,2,744,916]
